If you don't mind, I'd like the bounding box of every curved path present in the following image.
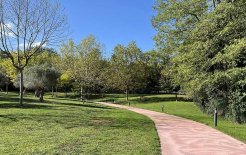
[97,102,246,155]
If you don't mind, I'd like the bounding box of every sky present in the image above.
[60,0,157,56]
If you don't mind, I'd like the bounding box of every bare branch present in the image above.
[0,0,68,69]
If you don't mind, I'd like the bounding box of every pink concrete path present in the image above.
[97,102,246,155]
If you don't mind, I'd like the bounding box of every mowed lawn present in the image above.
[0,92,160,155]
[100,94,246,143]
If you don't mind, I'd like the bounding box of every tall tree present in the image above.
[154,0,246,123]
[109,42,146,101]
[60,36,103,100]
[0,0,67,106]
[143,50,167,93]
[152,0,208,53]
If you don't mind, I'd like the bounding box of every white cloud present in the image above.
[32,42,47,47]
[2,22,15,37]
[19,42,47,48]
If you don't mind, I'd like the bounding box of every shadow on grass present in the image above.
[0,103,55,109]
[0,95,112,110]
[0,96,56,109]
[0,114,18,121]
[47,101,113,110]
[130,96,193,104]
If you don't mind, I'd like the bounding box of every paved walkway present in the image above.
[97,102,246,155]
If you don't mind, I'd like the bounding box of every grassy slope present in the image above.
[0,92,160,155]
[98,94,246,143]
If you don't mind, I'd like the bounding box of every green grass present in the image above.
[0,92,160,155]
[97,94,246,143]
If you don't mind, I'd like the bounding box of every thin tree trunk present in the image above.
[5,84,8,94]
[126,89,129,101]
[19,69,24,106]
[56,87,58,97]
[80,86,83,101]
[39,89,44,102]
[51,86,54,97]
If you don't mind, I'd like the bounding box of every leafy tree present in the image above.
[143,50,169,93]
[152,0,208,53]
[154,0,246,123]
[57,72,74,96]
[0,56,17,81]
[109,42,146,100]
[15,64,60,102]
[0,66,10,93]
[60,36,103,100]
[30,48,61,96]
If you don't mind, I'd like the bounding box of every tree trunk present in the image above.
[80,86,83,101]
[56,87,58,97]
[39,89,44,102]
[19,69,24,106]
[126,89,129,101]
[5,84,8,94]
[35,89,39,97]
[51,86,54,97]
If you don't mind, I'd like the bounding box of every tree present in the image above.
[175,0,246,123]
[152,0,208,53]
[15,64,60,102]
[60,35,103,100]
[0,56,17,81]
[0,0,67,106]
[154,0,246,123]
[57,72,73,97]
[0,57,15,93]
[143,50,169,93]
[0,66,10,93]
[30,48,61,96]
[152,0,210,93]
[109,42,146,101]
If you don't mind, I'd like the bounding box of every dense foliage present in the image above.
[153,0,246,123]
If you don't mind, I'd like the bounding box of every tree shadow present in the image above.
[130,96,193,104]
[0,96,56,109]
[46,101,113,110]
[0,102,55,109]
[0,93,114,110]
[0,114,18,121]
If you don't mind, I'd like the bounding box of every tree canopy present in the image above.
[153,0,246,123]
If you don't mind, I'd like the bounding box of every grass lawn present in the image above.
[0,92,160,155]
[97,94,246,143]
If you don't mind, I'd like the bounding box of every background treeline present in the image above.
[0,35,175,102]
[153,0,246,123]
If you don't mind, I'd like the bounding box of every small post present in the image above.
[214,108,217,127]
[128,102,130,106]
[162,104,164,112]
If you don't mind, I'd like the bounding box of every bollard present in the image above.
[162,104,164,112]
[214,108,217,127]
